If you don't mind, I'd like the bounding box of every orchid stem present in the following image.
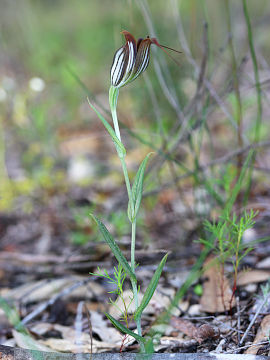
[131,220,144,348]
[109,86,121,141]
[120,157,133,208]
[109,86,144,349]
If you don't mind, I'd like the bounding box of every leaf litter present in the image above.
[0,180,270,358]
[1,200,270,356]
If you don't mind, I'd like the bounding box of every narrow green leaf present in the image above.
[128,152,153,221]
[0,297,28,335]
[134,253,168,321]
[144,337,154,354]
[127,198,134,223]
[87,97,126,158]
[90,214,136,283]
[105,313,145,343]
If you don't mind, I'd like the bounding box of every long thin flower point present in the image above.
[110,30,181,89]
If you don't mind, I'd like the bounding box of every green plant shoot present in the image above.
[88,30,174,352]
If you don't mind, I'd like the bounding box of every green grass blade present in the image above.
[87,97,126,158]
[105,312,145,343]
[144,337,154,353]
[224,150,253,215]
[128,152,153,221]
[90,214,136,283]
[134,253,168,321]
[242,0,262,143]
[0,297,28,335]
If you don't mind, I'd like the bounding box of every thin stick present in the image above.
[75,301,84,352]
[242,0,262,143]
[21,279,91,325]
[170,0,236,128]
[144,140,270,197]
[240,291,270,345]
[242,0,263,205]
[224,0,244,175]
[236,296,241,344]
[137,0,185,123]
[84,303,93,360]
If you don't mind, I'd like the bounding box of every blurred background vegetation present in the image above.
[0,0,270,248]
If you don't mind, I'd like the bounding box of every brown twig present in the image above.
[21,278,92,325]
[144,140,270,198]
[236,296,241,344]
[224,0,244,186]
[240,291,270,345]
[84,303,93,360]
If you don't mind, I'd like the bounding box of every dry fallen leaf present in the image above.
[257,257,270,269]
[214,315,236,335]
[245,314,270,355]
[29,322,54,336]
[41,337,114,353]
[91,311,122,344]
[4,277,103,304]
[170,316,219,343]
[40,324,118,353]
[12,330,53,352]
[109,288,172,319]
[200,256,236,313]
[159,336,197,349]
[237,269,270,286]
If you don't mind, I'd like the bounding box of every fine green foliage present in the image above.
[90,264,126,296]
[200,209,257,268]
[90,264,133,328]
[198,152,265,308]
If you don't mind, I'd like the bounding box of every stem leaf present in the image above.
[90,214,136,282]
[134,253,168,321]
[128,152,153,221]
[105,312,145,343]
[87,97,126,158]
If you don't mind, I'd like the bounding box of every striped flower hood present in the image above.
[110,30,158,88]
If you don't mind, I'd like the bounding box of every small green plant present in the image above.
[88,30,180,352]
[201,209,257,309]
[90,264,132,328]
[198,153,262,312]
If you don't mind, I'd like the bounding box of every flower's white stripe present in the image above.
[111,51,125,85]
[112,52,125,85]
[118,41,135,87]
[118,44,133,87]
[110,48,125,86]
[115,54,126,85]
[110,35,153,88]
[133,46,150,81]
[127,42,134,73]
[139,48,150,73]
[111,48,124,78]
